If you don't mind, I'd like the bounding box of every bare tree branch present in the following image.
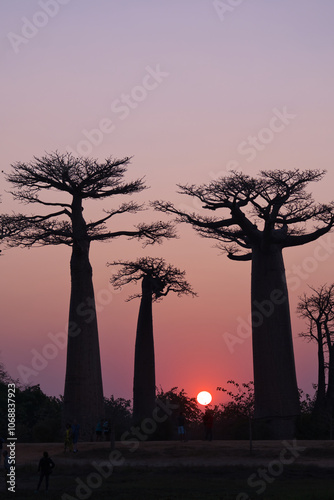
[4,152,174,248]
[108,257,197,301]
[91,221,176,245]
[153,169,334,257]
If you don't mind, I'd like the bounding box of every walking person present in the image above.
[35,451,55,492]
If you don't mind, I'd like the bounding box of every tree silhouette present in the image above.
[154,169,334,437]
[5,152,174,438]
[298,284,334,420]
[217,381,254,419]
[0,204,26,255]
[109,257,196,424]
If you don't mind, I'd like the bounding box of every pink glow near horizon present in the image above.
[1,1,334,405]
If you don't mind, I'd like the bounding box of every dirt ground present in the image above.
[15,439,334,468]
[2,440,334,499]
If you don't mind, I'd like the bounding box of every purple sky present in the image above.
[1,0,334,404]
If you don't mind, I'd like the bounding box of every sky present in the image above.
[1,0,334,406]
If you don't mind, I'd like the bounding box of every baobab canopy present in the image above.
[153,169,334,260]
[108,256,196,301]
[154,169,334,438]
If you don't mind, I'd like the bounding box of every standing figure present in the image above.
[64,424,73,453]
[95,420,103,441]
[177,412,186,441]
[71,420,80,453]
[203,409,214,441]
[103,420,110,441]
[35,451,55,492]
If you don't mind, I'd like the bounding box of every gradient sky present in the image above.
[1,0,334,406]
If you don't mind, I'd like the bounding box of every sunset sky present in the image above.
[1,0,334,406]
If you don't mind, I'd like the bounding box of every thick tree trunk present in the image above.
[313,322,326,415]
[325,322,334,422]
[133,275,156,425]
[63,197,104,440]
[326,344,334,434]
[251,244,300,438]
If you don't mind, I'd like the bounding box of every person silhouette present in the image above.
[95,420,103,441]
[71,420,80,453]
[203,409,214,441]
[103,420,110,441]
[177,412,186,441]
[35,451,55,492]
[64,423,73,453]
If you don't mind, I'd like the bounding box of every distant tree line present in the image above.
[1,361,322,442]
[0,363,62,442]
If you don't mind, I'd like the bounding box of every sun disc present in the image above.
[197,391,212,405]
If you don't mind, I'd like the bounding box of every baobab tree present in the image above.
[5,152,174,438]
[298,284,334,420]
[154,169,334,437]
[109,257,196,424]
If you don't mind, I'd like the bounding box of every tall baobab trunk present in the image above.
[326,343,334,439]
[63,197,104,440]
[313,321,326,415]
[251,244,300,438]
[133,275,155,424]
[324,323,334,426]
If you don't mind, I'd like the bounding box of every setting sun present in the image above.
[197,391,212,406]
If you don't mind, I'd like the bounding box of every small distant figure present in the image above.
[95,420,103,441]
[203,409,214,441]
[3,450,10,489]
[71,420,80,453]
[35,451,55,492]
[103,420,110,441]
[64,423,73,453]
[177,412,186,441]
